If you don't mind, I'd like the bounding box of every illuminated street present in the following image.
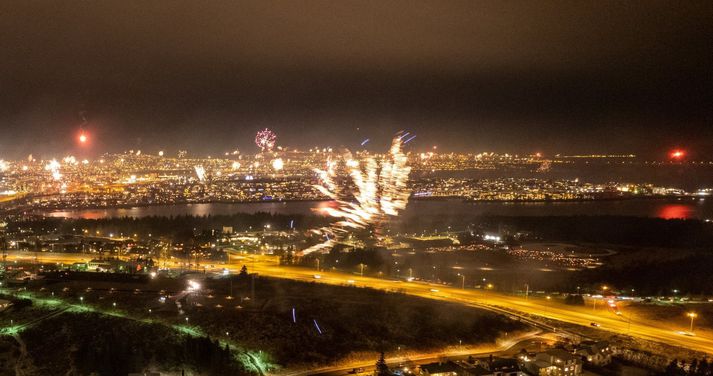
[6,250,713,356]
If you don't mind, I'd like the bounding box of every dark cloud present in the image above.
[0,1,711,158]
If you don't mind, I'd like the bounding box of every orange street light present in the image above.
[688,312,698,332]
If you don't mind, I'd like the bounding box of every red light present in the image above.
[658,204,693,220]
[670,149,685,159]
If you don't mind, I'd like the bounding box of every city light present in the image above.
[687,312,698,332]
[2,4,709,375]
[670,149,686,160]
[187,280,201,291]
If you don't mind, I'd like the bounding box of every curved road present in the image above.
[6,251,713,355]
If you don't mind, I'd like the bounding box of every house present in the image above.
[0,299,12,312]
[419,358,526,376]
[522,349,582,376]
[575,341,612,366]
[489,358,526,376]
[419,361,461,376]
[457,363,494,376]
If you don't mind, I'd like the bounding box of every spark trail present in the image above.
[303,135,411,255]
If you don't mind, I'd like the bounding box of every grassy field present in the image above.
[0,272,528,373]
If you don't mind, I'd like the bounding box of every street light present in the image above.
[688,312,698,332]
[457,273,465,289]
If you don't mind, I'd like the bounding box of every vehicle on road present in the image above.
[676,331,695,337]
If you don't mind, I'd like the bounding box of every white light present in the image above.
[194,165,206,182]
[45,159,60,171]
[271,158,284,171]
[187,280,201,291]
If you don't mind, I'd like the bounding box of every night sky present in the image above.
[1,1,711,158]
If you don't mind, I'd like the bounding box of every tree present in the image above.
[690,359,699,375]
[564,294,585,306]
[239,265,248,277]
[666,359,686,376]
[375,352,391,376]
[696,358,709,376]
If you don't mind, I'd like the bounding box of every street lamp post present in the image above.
[457,273,465,289]
[688,312,698,332]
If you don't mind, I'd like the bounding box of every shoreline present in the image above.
[30,194,701,211]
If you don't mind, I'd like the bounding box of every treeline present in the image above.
[10,213,331,240]
[573,253,713,296]
[22,312,249,376]
[480,215,713,248]
[664,358,713,375]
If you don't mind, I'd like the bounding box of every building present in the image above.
[418,358,525,376]
[489,358,526,376]
[575,341,612,366]
[522,349,582,376]
[419,361,460,376]
[0,299,11,312]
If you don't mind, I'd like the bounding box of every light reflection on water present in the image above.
[45,198,713,221]
[656,204,697,219]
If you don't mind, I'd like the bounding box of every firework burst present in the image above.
[255,128,277,152]
[303,135,411,255]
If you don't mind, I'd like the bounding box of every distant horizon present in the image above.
[1,2,711,159]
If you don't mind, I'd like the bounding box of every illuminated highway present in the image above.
[288,331,545,376]
[6,251,713,355]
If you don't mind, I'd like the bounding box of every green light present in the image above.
[0,325,23,336]
[172,325,203,337]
